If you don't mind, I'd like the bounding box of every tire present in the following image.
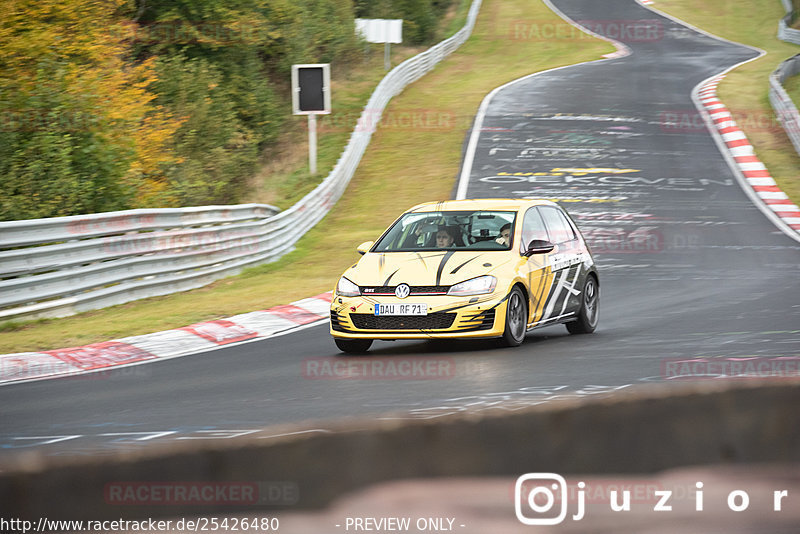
[500,286,528,347]
[566,274,599,334]
[334,338,373,354]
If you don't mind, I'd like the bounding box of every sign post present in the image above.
[308,114,318,176]
[291,64,331,176]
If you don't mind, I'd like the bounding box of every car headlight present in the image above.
[447,275,497,296]
[336,277,361,297]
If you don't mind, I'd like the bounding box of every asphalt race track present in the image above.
[1,0,799,459]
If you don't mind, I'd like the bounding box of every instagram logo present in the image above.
[514,473,569,525]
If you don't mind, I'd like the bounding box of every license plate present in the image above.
[375,303,428,316]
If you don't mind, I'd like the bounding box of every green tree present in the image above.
[0,0,180,220]
[153,55,258,205]
[0,0,365,218]
[126,0,358,206]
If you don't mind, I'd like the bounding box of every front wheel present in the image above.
[566,275,599,334]
[500,286,528,347]
[334,338,373,354]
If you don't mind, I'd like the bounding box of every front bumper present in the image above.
[329,291,508,340]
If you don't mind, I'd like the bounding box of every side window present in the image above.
[520,208,549,254]
[540,206,577,244]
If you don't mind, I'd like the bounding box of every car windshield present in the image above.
[372,210,516,252]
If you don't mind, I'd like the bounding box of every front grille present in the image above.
[350,313,456,330]
[360,285,449,296]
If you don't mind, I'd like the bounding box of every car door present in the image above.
[538,205,584,321]
[518,207,553,326]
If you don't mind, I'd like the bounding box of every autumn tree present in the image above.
[0,0,181,220]
[0,0,368,218]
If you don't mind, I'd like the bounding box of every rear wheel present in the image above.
[500,286,528,347]
[566,275,599,334]
[334,338,373,354]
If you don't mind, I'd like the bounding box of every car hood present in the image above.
[345,250,512,287]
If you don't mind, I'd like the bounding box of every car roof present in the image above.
[406,198,559,213]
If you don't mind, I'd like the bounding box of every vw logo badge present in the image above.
[395,283,411,299]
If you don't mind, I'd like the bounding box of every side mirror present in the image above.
[356,241,374,255]
[523,239,555,256]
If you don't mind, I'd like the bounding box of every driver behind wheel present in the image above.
[436,226,456,248]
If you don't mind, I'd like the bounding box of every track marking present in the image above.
[456,0,630,200]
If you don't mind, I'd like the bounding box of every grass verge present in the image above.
[0,0,612,354]
[792,0,800,29]
[251,1,472,210]
[250,44,429,210]
[655,0,800,204]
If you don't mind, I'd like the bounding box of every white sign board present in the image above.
[355,19,403,44]
[291,64,331,116]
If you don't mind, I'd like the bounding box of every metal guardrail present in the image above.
[0,0,484,323]
[778,0,800,44]
[769,54,800,155]
[772,1,800,156]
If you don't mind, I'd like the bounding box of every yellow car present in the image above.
[330,199,599,353]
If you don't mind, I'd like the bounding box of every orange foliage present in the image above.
[0,0,183,207]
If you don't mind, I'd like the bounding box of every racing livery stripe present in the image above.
[437,296,496,314]
[383,269,400,286]
[541,267,572,323]
[414,252,427,269]
[450,255,481,275]
[529,267,553,325]
[436,250,457,286]
[558,264,583,317]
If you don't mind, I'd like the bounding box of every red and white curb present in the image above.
[697,76,800,234]
[0,292,333,386]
